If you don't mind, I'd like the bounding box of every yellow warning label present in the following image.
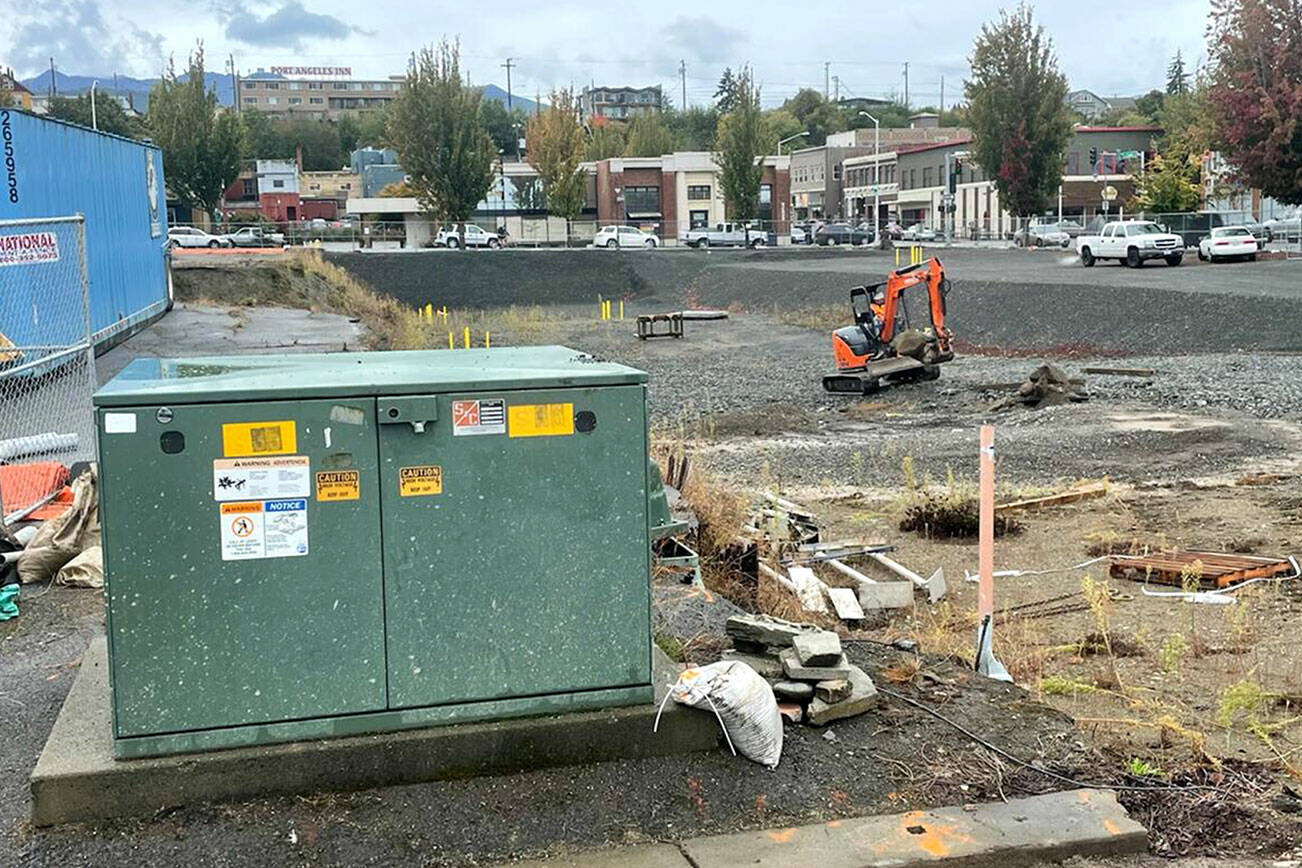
[508,403,574,438]
[399,465,443,497]
[222,420,297,457]
[315,470,360,502]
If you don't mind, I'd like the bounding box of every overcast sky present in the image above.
[7,0,1211,105]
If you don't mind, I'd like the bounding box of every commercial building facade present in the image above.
[594,152,790,240]
[237,69,402,120]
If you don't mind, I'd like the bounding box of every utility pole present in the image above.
[49,57,56,96]
[679,60,686,109]
[824,62,830,100]
[940,75,944,117]
[833,75,839,102]
[229,54,240,114]
[502,57,514,111]
[902,62,909,110]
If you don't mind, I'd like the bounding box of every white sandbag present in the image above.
[57,545,103,589]
[658,660,783,768]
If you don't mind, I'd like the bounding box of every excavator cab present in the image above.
[823,257,955,395]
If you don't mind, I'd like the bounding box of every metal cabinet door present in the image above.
[377,386,651,709]
[100,397,387,737]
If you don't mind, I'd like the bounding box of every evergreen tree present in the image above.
[1166,50,1190,96]
[715,67,764,224]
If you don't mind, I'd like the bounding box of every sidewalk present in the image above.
[504,788,1147,867]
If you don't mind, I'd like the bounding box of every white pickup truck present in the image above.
[221,226,286,248]
[680,222,771,248]
[1075,220,1184,268]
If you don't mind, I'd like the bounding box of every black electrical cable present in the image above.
[876,686,1221,793]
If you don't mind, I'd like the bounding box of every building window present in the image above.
[623,186,661,216]
[1067,151,1080,174]
[687,185,711,200]
[758,184,772,222]
[243,97,257,104]
[923,168,933,187]
[371,83,387,91]
[289,82,302,90]
[264,82,280,90]
[267,97,279,105]
[309,82,323,90]
[289,97,302,105]
[310,97,323,104]
[690,209,709,229]
[244,82,256,89]
[833,164,842,181]
[272,179,285,188]
[910,169,916,188]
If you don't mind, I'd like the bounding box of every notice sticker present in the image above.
[219,499,309,561]
[221,420,297,457]
[451,398,506,436]
[508,403,574,438]
[315,469,360,501]
[0,231,60,267]
[398,465,443,497]
[103,412,137,434]
[213,456,310,501]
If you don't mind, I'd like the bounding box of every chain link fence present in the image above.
[0,216,96,526]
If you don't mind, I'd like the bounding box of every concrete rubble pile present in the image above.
[722,614,879,726]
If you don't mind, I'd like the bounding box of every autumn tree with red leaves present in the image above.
[1206,0,1302,204]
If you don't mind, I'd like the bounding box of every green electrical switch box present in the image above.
[94,347,654,758]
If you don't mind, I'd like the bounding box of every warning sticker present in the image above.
[399,465,443,497]
[508,403,574,438]
[219,499,309,561]
[316,469,360,501]
[213,456,310,501]
[451,398,506,436]
[221,420,297,457]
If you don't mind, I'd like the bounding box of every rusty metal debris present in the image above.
[636,313,683,340]
[1110,551,1299,589]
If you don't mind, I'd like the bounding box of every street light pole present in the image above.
[777,130,809,157]
[859,112,880,247]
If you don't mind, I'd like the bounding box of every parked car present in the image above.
[884,221,905,241]
[1075,220,1184,267]
[220,226,286,248]
[167,226,231,249]
[1013,222,1071,248]
[790,224,810,244]
[814,222,874,246]
[900,223,937,242]
[1057,219,1085,238]
[1265,214,1302,242]
[434,224,501,249]
[1198,226,1260,262]
[680,222,772,248]
[593,225,659,248]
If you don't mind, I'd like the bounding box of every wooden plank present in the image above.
[995,482,1108,513]
[826,587,866,620]
[1082,366,1157,377]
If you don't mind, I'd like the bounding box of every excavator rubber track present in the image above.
[823,356,941,394]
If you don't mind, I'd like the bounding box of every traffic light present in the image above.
[1089,147,1098,170]
[948,158,962,194]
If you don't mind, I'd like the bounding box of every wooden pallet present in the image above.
[1109,550,1296,589]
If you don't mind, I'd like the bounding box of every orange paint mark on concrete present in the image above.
[1103,819,1121,835]
[1077,790,1092,803]
[898,814,974,859]
[827,820,842,828]
[765,828,798,844]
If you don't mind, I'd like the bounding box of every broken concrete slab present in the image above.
[792,630,842,667]
[857,581,915,611]
[778,648,851,683]
[777,703,803,724]
[771,681,815,703]
[679,788,1147,867]
[814,679,851,703]
[824,586,865,620]
[785,566,829,614]
[805,666,878,726]
[720,650,783,680]
[725,614,814,648]
[30,637,720,826]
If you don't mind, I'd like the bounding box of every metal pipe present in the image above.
[866,552,927,587]
[827,558,876,584]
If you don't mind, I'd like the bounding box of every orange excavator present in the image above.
[822,257,955,394]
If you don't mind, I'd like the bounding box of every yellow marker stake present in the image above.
[485,330,491,349]
[463,326,470,349]
[448,331,454,350]
[440,306,448,324]
[894,247,900,267]
[619,300,624,320]
[424,303,433,322]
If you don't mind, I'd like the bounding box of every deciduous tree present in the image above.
[715,67,764,224]
[964,3,1074,218]
[624,111,675,157]
[1206,0,1302,205]
[1129,154,1202,212]
[147,46,242,220]
[388,40,497,243]
[47,93,143,138]
[585,121,626,161]
[526,89,587,222]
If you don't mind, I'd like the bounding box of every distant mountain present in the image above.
[19,70,541,115]
[20,71,236,112]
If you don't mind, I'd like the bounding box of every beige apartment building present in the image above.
[236,68,402,119]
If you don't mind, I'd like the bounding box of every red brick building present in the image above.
[594,152,791,241]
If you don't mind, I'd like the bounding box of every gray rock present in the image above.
[778,647,851,682]
[771,681,815,702]
[720,650,783,680]
[792,630,842,667]
[806,665,879,726]
[725,614,815,649]
[815,678,852,703]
